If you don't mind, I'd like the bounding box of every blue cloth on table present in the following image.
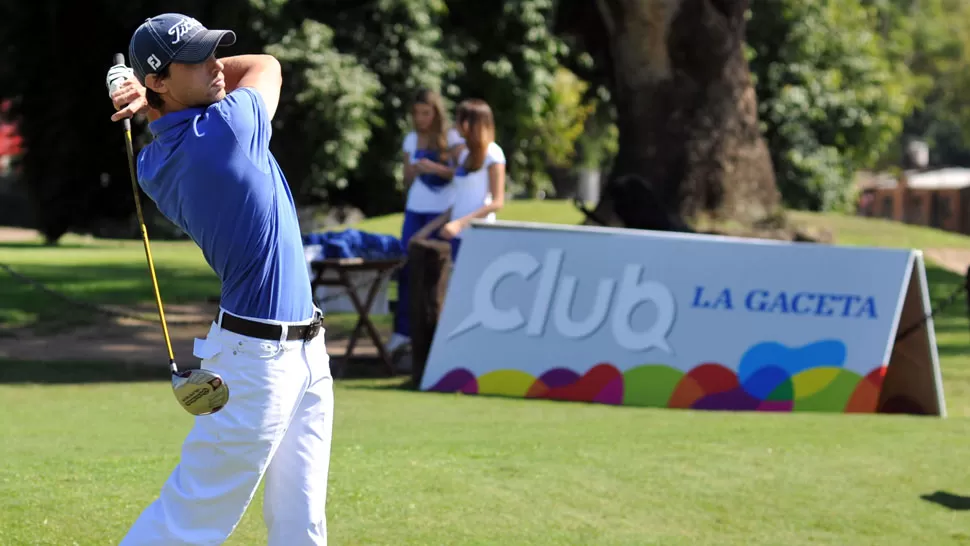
[302,229,405,260]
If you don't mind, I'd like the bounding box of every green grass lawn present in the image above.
[3,201,970,544]
[0,236,383,337]
[787,210,970,250]
[0,237,219,329]
[2,200,963,333]
[3,366,970,545]
[331,199,586,236]
[0,200,579,333]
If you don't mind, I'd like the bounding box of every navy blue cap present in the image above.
[128,14,236,85]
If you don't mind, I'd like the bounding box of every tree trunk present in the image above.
[590,0,780,229]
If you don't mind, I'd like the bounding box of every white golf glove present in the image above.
[106,64,134,96]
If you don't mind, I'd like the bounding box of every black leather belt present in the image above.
[218,311,323,342]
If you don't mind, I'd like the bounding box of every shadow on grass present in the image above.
[939,346,970,359]
[0,236,186,250]
[331,354,413,382]
[0,359,174,384]
[934,323,970,335]
[1,262,219,331]
[339,375,417,391]
[1,262,218,305]
[919,265,970,350]
[921,491,970,511]
[0,241,95,250]
[0,356,406,385]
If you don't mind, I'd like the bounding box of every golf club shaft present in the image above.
[115,53,177,372]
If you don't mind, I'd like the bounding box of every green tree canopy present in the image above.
[747,0,917,211]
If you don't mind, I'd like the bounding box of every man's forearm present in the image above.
[220,54,283,119]
[221,55,280,93]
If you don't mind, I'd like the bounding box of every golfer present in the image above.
[107,13,333,545]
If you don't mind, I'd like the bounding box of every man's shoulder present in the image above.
[203,88,272,167]
[136,138,164,176]
[211,87,263,111]
[137,117,228,180]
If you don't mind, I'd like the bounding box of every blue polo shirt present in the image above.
[136,87,315,323]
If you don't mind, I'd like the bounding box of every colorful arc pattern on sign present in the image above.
[427,339,887,412]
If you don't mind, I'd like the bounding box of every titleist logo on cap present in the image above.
[168,17,200,45]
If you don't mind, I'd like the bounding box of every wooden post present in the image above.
[407,238,453,386]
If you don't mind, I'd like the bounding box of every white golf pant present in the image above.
[120,309,334,546]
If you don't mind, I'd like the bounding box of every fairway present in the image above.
[2,202,970,545]
[3,371,970,546]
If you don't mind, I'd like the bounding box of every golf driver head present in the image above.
[171,368,230,416]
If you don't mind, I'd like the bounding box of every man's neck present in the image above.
[147,99,195,124]
[155,94,201,119]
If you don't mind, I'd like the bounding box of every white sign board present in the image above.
[419,221,946,416]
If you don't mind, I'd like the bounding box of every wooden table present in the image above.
[309,257,406,377]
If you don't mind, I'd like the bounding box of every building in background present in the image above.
[857,167,970,235]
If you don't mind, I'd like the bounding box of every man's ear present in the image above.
[144,73,167,95]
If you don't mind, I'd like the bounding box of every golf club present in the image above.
[110,52,229,416]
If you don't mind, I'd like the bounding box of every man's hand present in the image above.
[110,79,149,122]
[106,64,133,95]
[107,65,149,122]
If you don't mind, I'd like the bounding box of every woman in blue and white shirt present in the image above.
[415,98,506,262]
[391,89,464,353]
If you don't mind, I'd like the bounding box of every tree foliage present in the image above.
[0,0,258,243]
[538,68,596,170]
[254,0,455,214]
[747,0,915,211]
[264,20,383,202]
[891,0,970,166]
[254,0,577,207]
[3,0,970,243]
[440,0,568,197]
[939,5,970,142]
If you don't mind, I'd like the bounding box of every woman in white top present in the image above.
[391,88,465,352]
[415,98,506,262]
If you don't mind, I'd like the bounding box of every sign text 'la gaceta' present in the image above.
[691,286,878,318]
